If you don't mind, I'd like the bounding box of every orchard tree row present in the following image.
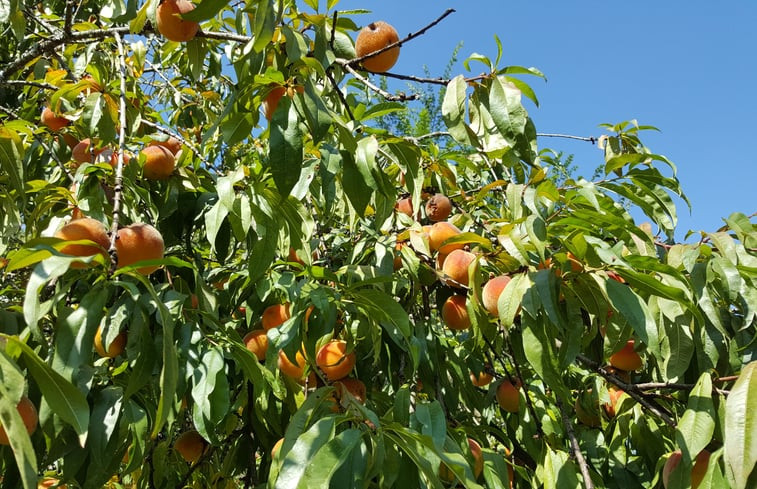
[0,0,755,488]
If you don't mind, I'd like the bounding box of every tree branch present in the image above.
[341,63,418,102]
[108,32,128,274]
[0,80,57,91]
[537,133,597,144]
[556,397,595,489]
[576,353,676,427]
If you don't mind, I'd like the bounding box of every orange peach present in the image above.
[316,340,356,381]
[54,217,110,268]
[441,295,471,330]
[428,221,463,254]
[496,379,520,413]
[115,223,164,275]
[262,303,291,330]
[609,339,642,372]
[441,249,476,287]
[481,275,512,317]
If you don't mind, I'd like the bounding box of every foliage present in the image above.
[0,1,755,488]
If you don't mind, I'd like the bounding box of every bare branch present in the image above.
[537,133,598,144]
[0,80,57,91]
[64,0,75,35]
[342,63,418,102]
[325,69,355,123]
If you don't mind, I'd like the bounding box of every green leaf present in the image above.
[442,75,470,145]
[296,429,362,489]
[497,273,530,327]
[0,126,24,195]
[411,402,447,450]
[488,76,528,145]
[270,98,304,197]
[724,361,757,489]
[605,276,660,357]
[0,376,36,489]
[340,150,372,217]
[675,373,716,460]
[4,335,90,443]
[179,0,227,21]
[275,417,336,489]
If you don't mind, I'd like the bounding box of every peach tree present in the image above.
[0,1,755,488]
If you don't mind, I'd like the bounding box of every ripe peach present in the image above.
[38,477,67,489]
[140,145,176,180]
[574,390,601,427]
[393,242,405,271]
[108,150,132,168]
[148,136,182,155]
[662,450,682,489]
[94,326,127,358]
[565,252,583,273]
[470,369,493,387]
[468,438,483,479]
[441,294,470,330]
[496,379,520,413]
[244,330,269,361]
[156,0,200,42]
[115,223,164,275]
[428,221,463,254]
[691,449,710,489]
[334,378,366,404]
[71,138,105,165]
[425,193,452,222]
[316,340,356,381]
[355,21,400,73]
[271,437,284,459]
[441,249,476,287]
[40,106,69,131]
[262,84,304,121]
[609,339,642,372]
[0,396,38,445]
[603,386,624,418]
[395,197,414,218]
[174,430,207,464]
[262,303,291,330]
[54,217,110,268]
[481,275,512,317]
[288,247,305,265]
[278,348,306,379]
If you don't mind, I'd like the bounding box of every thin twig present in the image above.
[537,133,597,144]
[0,80,57,91]
[556,397,595,489]
[635,382,729,396]
[342,63,418,102]
[324,69,355,123]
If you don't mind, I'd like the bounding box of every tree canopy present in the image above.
[0,1,755,488]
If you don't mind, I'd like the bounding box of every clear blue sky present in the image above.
[318,0,757,240]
